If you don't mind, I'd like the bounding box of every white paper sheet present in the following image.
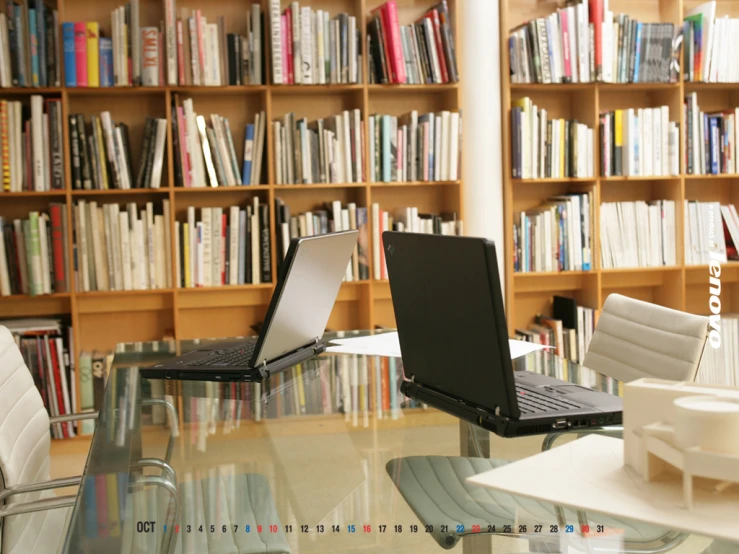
[327,332,550,360]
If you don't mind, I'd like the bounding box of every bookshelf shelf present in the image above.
[500,0,739,334]
[0,0,463,441]
[512,178,596,184]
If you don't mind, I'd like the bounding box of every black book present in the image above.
[87,134,100,190]
[118,123,135,189]
[135,117,155,188]
[3,224,19,295]
[142,122,157,189]
[368,16,388,84]
[44,6,54,86]
[171,108,183,187]
[415,22,432,84]
[68,115,82,189]
[227,34,237,85]
[259,203,271,283]
[553,295,578,330]
[6,5,19,86]
[48,101,63,189]
[75,114,92,190]
[259,12,266,85]
[245,205,252,283]
[35,0,46,86]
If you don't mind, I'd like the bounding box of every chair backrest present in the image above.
[0,326,54,553]
[583,294,709,383]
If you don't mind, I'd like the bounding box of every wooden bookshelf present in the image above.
[0,0,463,427]
[500,0,739,335]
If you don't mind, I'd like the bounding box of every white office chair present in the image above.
[582,293,710,383]
[0,326,180,554]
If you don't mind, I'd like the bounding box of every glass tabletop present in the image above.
[62,331,737,554]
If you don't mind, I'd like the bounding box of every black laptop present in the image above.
[383,231,623,438]
[142,230,358,382]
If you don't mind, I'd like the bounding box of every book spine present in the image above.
[384,1,405,83]
[269,0,283,84]
[74,22,87,86]
[99,38,113,87]
[86,22,99,87]
[141,27,158,86]
[163,0,176,84]
[62,22,76,86]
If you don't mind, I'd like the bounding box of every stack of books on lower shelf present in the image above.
[600,200,677,269]
[513,192,593,273]
[513,296,598,365]
[3,318,75,439]
[73,200,173,292]
[1,96,64,192]
[684,201,739,265]
[176,199,272,288]
[274,198,369,281]
[684,93,739,175]
[599,107,680,177]
[368,110,461,183]
[0,204,70,297]
[510,98,594,179]
[69,113,167,190]
[273,110,364,185]
[172,97,266,187]
[370,203,462,280]
[697,315,738,386]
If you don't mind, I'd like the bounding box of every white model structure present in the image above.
[624,378,739,509]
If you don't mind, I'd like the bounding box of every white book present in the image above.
[341,111,352,183]
[163,0,176,84]
[371,204,380,280]
[212,207,222,286]
[149,119,167,188]
[434,114,442,181]
[188,17,201,85]
[273,121,283,184]
[316,10,325,84]
[37,214,51,294]
[201,208,212,287]
[250,212,260,284]
[449,112,460,181]
[440,111,451,180]
[353,109,362,183]
[643,109,652,176]
[368,117,375,181]
[211,115,234,185]
[31,96,44,191]
[196,221,204,286]
[154,215,166,288]
[300,7,312,83]
[42,114,50,191]
[341,209,352,281]
[252,111,266,185]
[135,217,147,290]
[174,221,181,288]
[228,206,239,285]
[0,15,10,86]
[207,24,220,86]
[89,203,107,291]
[119,212,132,290]
[349,16,357,83]
[163,199,171,287]
[186,206,196,287]
[653,109,662,177]
[183,101,205,186]
[111,204,124,290]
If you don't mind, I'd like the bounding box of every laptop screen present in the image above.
[383,232,520,419]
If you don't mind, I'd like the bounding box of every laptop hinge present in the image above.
[256,359,269,382]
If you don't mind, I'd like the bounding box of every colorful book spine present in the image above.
[29,9,39,86]
[242,124,254,185]
[86,22,99,87]
[62,22,76,87]
[74,22,88,87]
[0,101,8,192]
[34,0,46,86]
[99,38,113,86]
[384,1,406,83]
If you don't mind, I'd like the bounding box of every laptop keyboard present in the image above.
[516,385,583,414]
[187,342,257,367]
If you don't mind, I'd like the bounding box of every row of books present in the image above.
[0,1,60,87]
[274,198,369,282]
[697,315,739,386]
[684,94,739,175]
[269,2,359,85]
[513,296,599,365]
[683,1,739,83]
[600,200,677,269]
[510,98,594,179]
[69,113,166,191]
[175,200,271,289]
[371,203,462,280]
[172,97,266,188]
[508,0,679,84]
[0,205,69,297]
[5,319,74,439]
[273,110,363,185]
[367,0,458,85]
[0,96,63,192]
[513,192,593,273]
[368,110,461,183]
[684,201,739,265]
[75,200,173,292]
[600,107,679,178]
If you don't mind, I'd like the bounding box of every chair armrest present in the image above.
[0,476,82,504]
[542,426,624,452]
[0,495,77,518]
[49,412,98,425]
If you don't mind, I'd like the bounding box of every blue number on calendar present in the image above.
[245,525,251,533]
[456,524,464,533]
[566,525,574,533]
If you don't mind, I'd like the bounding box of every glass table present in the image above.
[62,331,737,554]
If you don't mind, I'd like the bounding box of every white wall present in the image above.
[461,0,505,295]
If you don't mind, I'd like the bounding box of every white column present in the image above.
[461,0,505,294]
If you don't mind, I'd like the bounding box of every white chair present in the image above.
[582,293,709,383]
[0,326,179,554]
